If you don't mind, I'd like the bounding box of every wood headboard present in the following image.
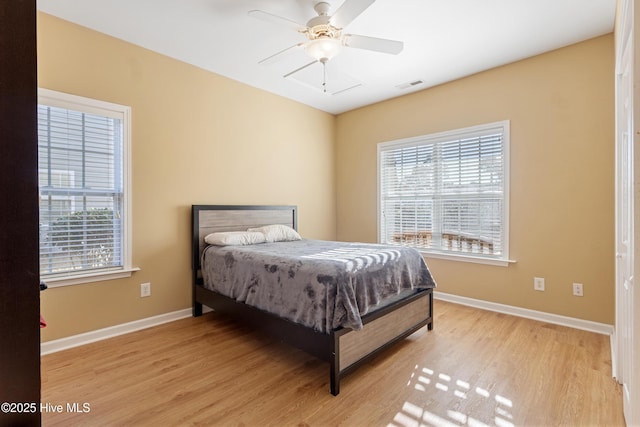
[191,205,297,272]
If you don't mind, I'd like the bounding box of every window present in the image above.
[378,121,510,265]
[38,89,135,286]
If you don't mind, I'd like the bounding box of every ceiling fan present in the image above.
[248,0,403,92]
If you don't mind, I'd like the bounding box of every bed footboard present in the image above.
[329,289,432,395]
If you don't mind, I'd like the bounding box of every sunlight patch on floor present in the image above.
[389,364,515,427]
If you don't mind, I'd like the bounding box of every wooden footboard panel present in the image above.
[338,291,432,372]
[329,289,432,395]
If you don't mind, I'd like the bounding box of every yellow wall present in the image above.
[38,11,615,341]
[37,13,336,341]
[335,34,615,324]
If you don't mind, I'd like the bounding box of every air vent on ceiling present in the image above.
[395,79,424,90]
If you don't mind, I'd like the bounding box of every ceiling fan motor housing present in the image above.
[308,2,337,28]
[307,24,341,40]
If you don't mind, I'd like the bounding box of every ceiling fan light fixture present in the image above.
[305,37,343,62]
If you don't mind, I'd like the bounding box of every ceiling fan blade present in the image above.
[258,42,306,65]
[330,0,376,29]
[248,10,307,32]
[283,60,318,78]
[343,34,404,55]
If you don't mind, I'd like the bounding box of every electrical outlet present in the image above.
[572,283,583,297]
[534,277,545,291]
[140,282,151,298]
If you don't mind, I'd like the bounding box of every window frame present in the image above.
[38,88,137,287]
[377,120,512,267]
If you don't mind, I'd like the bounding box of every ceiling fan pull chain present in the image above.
[322,60,327,93]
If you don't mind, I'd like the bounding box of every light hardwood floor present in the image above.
[41,300,624,426]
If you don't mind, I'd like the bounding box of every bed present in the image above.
[191,205,436,395]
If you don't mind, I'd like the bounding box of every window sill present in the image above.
[42,267,141,288]
[421,251,516,267]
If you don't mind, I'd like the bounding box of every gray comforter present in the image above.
[201,239,436,333]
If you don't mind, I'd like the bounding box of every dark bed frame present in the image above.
[191,204,433,395]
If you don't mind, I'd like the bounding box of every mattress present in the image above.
[201,239,436,333]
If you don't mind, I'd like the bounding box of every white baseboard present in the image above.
[41,308,195,355]
[434,291,614,336]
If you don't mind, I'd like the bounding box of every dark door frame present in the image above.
[0,1,41,426]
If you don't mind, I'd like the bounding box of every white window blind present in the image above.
[378,121,509,262]
[38,90,131,281]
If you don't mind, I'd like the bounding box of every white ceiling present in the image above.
[37,0,616,115]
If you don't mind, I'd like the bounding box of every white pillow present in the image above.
[204,231,266,246]
[248,224,301,243]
